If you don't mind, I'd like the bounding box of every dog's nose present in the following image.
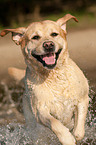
[43,41,55,52]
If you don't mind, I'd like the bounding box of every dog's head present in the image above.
[1,14,78,70]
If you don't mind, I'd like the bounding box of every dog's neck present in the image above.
[25,49,69,84]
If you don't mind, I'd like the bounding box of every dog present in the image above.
[0,14,89,145]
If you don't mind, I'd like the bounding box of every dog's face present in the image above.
[25,21,66,69]
[0,14,78,70]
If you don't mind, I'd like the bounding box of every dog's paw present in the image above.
[63,135,76,145]
[58,129,76,145]
[60,134,76,145]
[73,128,85,141]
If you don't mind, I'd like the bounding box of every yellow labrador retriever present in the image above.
[1,14,89,145]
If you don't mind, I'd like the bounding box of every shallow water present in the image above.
[0,83,96,145]
[0,121,95,145]
[0,123,61,145]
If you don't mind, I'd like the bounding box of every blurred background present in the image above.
[0,0,96,28]
[0,0,96,129]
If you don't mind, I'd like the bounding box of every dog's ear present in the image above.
[57,14,78,33]
[0,27,26,45]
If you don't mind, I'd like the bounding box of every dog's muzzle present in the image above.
[31,41,62,69]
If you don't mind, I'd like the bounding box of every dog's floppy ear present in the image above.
[57,14,78,33]
[0,27,26,45]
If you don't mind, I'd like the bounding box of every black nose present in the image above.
[43,41,55,52]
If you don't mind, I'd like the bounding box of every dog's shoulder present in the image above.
[66,58,89,94]
[67,58,87,81]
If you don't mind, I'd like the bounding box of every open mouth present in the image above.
[31,49,62,69]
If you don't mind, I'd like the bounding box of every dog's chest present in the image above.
[29,73,78,123]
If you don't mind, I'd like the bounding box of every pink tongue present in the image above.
[42,54,55,65]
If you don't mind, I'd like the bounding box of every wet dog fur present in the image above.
[1,14,89,145]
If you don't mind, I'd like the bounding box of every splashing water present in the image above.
[0,123,61,145]
[0,84,96,145]
[77,88,96,145]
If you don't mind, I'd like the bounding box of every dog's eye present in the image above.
[51,33,58,37]
[32,35,40,40]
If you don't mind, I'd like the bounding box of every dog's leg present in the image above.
[73,95,89,141]
[8,67,25,82]
[38,110,76,145]
[23,93,37,129]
